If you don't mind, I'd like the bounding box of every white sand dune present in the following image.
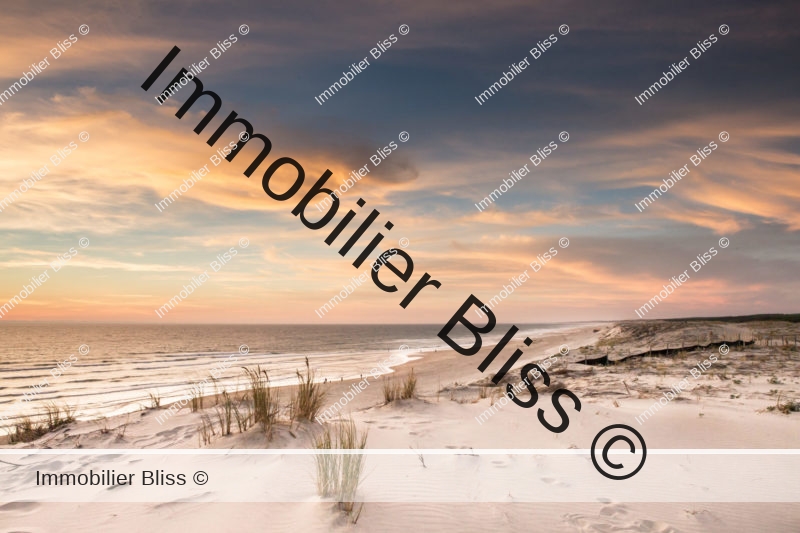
[2,320,799,532]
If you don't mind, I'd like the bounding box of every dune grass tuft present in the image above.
[383,369,417,404]
[767,392,800,414]
[233,394,253,433]
[147,391,162,409]
[190,382,204,412]
[8,402,76,444]
[290,357,326,422]
[216,391,234,436]
[313,417,368,518]
[243,365,279,437]
[383,378,400,403]
[44,402,76,430]
[8,417,48,444]
[401,369,417,399]
[115,415,130,440]
[198,413,215,446]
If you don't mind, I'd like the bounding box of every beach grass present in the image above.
[401,368,417,399]
[147,391,162,409]
[383,369,417,403]
[8,417,48,444]
[198,413,215,446]
[243,365,279,437]
[382,377,400,403]
[216,391,234,436]
[115,415,130,440]
[290,357,326,422]
[767,392,800,414]
[44,402,75,430]
[312,417,368,519]
[190,382,204,412]
[233,396,252,433]
[8,402,76,444]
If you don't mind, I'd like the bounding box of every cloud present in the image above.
[0,0,799,322]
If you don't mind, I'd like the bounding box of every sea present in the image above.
[0,322,575,427]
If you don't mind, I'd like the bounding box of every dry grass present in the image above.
[383,378,401,403]
[97,417,111,434]
[313,417,368,521]
[8,402,76,444]
[767,392,800,414]
[96,415,127,439]
[383,369,417,404]
[243,365,279,437]
[216,391,234,436]
[210,376,220,406]
[147,391,162,409]
[190,382,204,412]
[290,357,326,422]
[115,415,130,440]
[777,400,800,414]
[401,369,417,399]
[8,417,48,444]
[233,396,252,433]
[44,402,75,430]
[198,413,215,446]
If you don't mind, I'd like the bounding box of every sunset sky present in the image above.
[0,0,798,324]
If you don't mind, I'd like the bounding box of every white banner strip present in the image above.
[1,451,798,503]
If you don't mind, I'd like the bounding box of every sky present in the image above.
[0,0,798,324]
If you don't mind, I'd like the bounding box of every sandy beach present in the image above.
[2,0,799,530]
[2,318,799,532]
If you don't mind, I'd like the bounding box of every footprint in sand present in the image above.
[565,510,679,533]
[599,502,628,516]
